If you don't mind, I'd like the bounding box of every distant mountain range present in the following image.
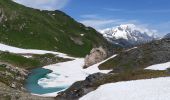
[100,24,157,47]
[164,33,170,39]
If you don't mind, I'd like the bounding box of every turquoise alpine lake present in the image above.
[25,68,67,94]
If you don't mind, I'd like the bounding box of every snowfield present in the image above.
[0,43,114,97]
[38,55,116,96]
[80,77,170,100]
[0,43,73,59]
[145,62,170,70]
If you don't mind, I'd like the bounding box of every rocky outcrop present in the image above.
[0,82,54,100]
[56,73,108,100]
[56,70,170,100]
[0,62,29,90]
[84,47,107,68]
[70,37,84,45]
[0,8,7,23]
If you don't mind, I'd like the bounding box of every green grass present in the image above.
[88,70,170,88]
[0,64,7,71]
[0,52,40,69]
[32,53,71,66]
[0,0,113,57]
[0,52,71,88]
[0,51,71,69]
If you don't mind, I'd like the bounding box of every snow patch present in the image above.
[145,62,170,70]
[80,77,170,100]
[80,34,84,36]
[0,43,73,59]
[23,55,32,58]
[125,47,138,52]
[38,55,117,97]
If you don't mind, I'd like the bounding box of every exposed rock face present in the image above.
[70,37,84,45]
[84,47,107,68]
[99,38,170,72]
[0,8,4,23]
[0,62,29,90]
[56,73,108,100]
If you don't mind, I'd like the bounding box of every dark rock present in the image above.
[56,73,108,100]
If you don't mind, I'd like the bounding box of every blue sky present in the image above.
[13,0,170,36]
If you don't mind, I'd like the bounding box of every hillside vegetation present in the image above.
[0,0,113,57]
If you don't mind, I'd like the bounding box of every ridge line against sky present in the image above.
[12,0,170,36]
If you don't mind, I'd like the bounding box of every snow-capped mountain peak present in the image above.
[100,24,157,47]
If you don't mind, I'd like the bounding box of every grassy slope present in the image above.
[0,52,40,69]
[0,0,113,57]
[0,51,70,69]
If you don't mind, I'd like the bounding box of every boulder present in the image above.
[84,47,107,68]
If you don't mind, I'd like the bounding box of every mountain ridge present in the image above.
[100,24,157,47]
[0,0,113,57]
[164,33,170,39]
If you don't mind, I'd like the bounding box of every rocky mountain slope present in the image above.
[99,38,170,72]
[100,24,156,47]
[164,33,170,39]
[0,0,113,57]
[56,38,170,100]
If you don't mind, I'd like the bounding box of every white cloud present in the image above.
[79,14,165,37]
[151,21,170,36]
[80,19,119,29]
[12,0,69,10]
[80,14,140,30]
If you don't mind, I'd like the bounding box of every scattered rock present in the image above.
[11,83,16,88]
[70,37,84,45]
[0,62,29,90]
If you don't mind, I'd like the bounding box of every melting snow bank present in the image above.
[145,62,170,70]
[38,55,116,97]
[39,58,86,88]
[0,43,73,59]
[0,43,116,97]
[80,77,170,100]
